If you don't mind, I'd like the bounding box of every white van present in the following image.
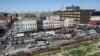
[45,31,55,36]
[16,33,24,37]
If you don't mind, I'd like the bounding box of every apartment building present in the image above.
[0,12,11,29]
[0,12,11,23]
[43,20,61,30]
[0,20,8,29]
[14,19,37,33]
[53,5,93,24]
[37,20,43,31]
[60,21,64,27]
[54,21,61,28]
[43,20,54,29]
[0,12,12,37]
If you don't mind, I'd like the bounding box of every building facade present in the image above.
[64,18,74,27]
[0,12,11,23]
[46,15,60,20]
[14,19,37,33]
[43,20,55,29]
[43,20,61,30]
[0,12,12,37]
[0,20,8,29]
[53,5,93,24]
[89,16,100,25]
[37,20,43,30]
[89,11,100,25]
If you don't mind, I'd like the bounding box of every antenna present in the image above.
[60,0,64,11]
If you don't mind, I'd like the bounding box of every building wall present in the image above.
[64,18,74,27]
[60,11,81,21]
[0,20,8,29]
[43,20,61,29]
[60,21,64,27]
[37,20,43,30]
[80,10,92,24]
[0,12,12,26]
[90,16,100,21]
[14,20,37,32]
[53,9,92,24]
[46,15,60,20]
[54,21,61,28]
[43,20,54,29]
[89,16,100,25]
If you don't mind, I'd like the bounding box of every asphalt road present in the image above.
[0,24,14,56]
[3,28,100,56]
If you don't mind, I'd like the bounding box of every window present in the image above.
[22,24,24,26]
[76,18,80,20]
[74,15,77,17]
[70,15,73,17]
[66,12,69,14]
[65,15,67,16]
[47,22,48,24]
[44,22,46,25]
[30,24,32,26]
[35,23,36,26]
[62,12,64,14]
[74,15,80,17]
[74,18,77,20]
[31,27,33,29]
[46,26,48,29]
[57,22,59,24]
[73,12,77,14]
[70,12,73,14]
[78,12,80,14]
[28,24,30,26]
[77,21,80,23]
[61,12,65,14]
[65,12,67,14]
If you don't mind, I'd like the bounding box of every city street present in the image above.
[0,0,100,56]
[0,23,14,56]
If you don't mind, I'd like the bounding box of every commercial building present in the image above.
[89,11,100,25]
[91,11,100,16]
[54,21,61,28]
[43,20,55,29]
[14,19,37,33]
[0,12,11,23]
[89,16,100,25]
[43,20,61,30]
[0,20,8,29]
[37,20,43,31]
[46,15,60,20]
[0,12,12,37]
[53,5,93,24]
[64,18,74,27]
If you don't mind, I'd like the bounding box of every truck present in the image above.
[16,33,24,37]
[45,31,55,36]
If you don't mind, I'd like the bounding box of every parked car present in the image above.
[88,30,97,35]
[45,31,55,36]
[27,44,36,49]
[30,33,37,36]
